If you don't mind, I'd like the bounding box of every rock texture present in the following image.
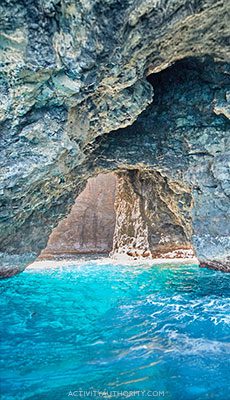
[92,58,230,270]
[40,170,194,260]
[40,173,117,257]
[0,1,229,275]
[112,170,194,259]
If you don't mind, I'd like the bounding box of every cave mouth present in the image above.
[40,169,196,261]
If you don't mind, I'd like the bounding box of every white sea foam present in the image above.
[26,255,199,272]
[167,331,230,355]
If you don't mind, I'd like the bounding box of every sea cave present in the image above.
[0,0,229,399]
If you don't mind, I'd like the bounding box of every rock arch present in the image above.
[0,1,229,276]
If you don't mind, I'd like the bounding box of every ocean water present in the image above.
[0,261,229,400]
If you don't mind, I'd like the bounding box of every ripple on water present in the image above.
[0,262,229,400]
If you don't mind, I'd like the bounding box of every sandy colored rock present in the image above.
[40,173,117,257]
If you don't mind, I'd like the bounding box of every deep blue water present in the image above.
[0,262,229,400]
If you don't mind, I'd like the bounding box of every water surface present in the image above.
[0,262,229,399]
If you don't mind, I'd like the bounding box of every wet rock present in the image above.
[200,260,230,273]
[0,253,35,278]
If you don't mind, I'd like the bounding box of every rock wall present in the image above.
[112,170,194,259]
[40,173,117,257]
[92,58,230,270]
[40,169,194,260]
[0,1,229,275]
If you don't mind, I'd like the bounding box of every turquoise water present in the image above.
[0,262,229,400]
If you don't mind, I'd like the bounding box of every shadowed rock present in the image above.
[0,1,229,276]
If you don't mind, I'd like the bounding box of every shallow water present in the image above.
[0,262,229,400]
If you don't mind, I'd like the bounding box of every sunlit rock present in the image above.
[40,173,117,257]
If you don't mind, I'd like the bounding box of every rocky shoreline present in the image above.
[200,260,230,273]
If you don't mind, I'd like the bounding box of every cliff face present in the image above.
[112,170,194,259]
[92,58,230,269]
[0,1,229,276]
[40,173,117,257]
[40,170,194,260]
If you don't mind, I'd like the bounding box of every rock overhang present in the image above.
[0,0,229,277]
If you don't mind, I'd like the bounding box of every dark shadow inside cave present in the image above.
[82,56,229,268]
[90,56,229,176]
[40,57,228,262]
[2,56,228,275]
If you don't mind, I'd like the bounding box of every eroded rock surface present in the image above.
[112,170,194,259]
[92,58,230,269]
[40,170,194,260]
[0,1,229,275]
[40,173,117,257]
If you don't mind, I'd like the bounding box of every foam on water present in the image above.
[0,261,229,400]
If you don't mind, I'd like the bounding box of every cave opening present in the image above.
[40,57,223,262]
[40,168,196,261]
[40,172,118,259]
[41,58,220,262]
